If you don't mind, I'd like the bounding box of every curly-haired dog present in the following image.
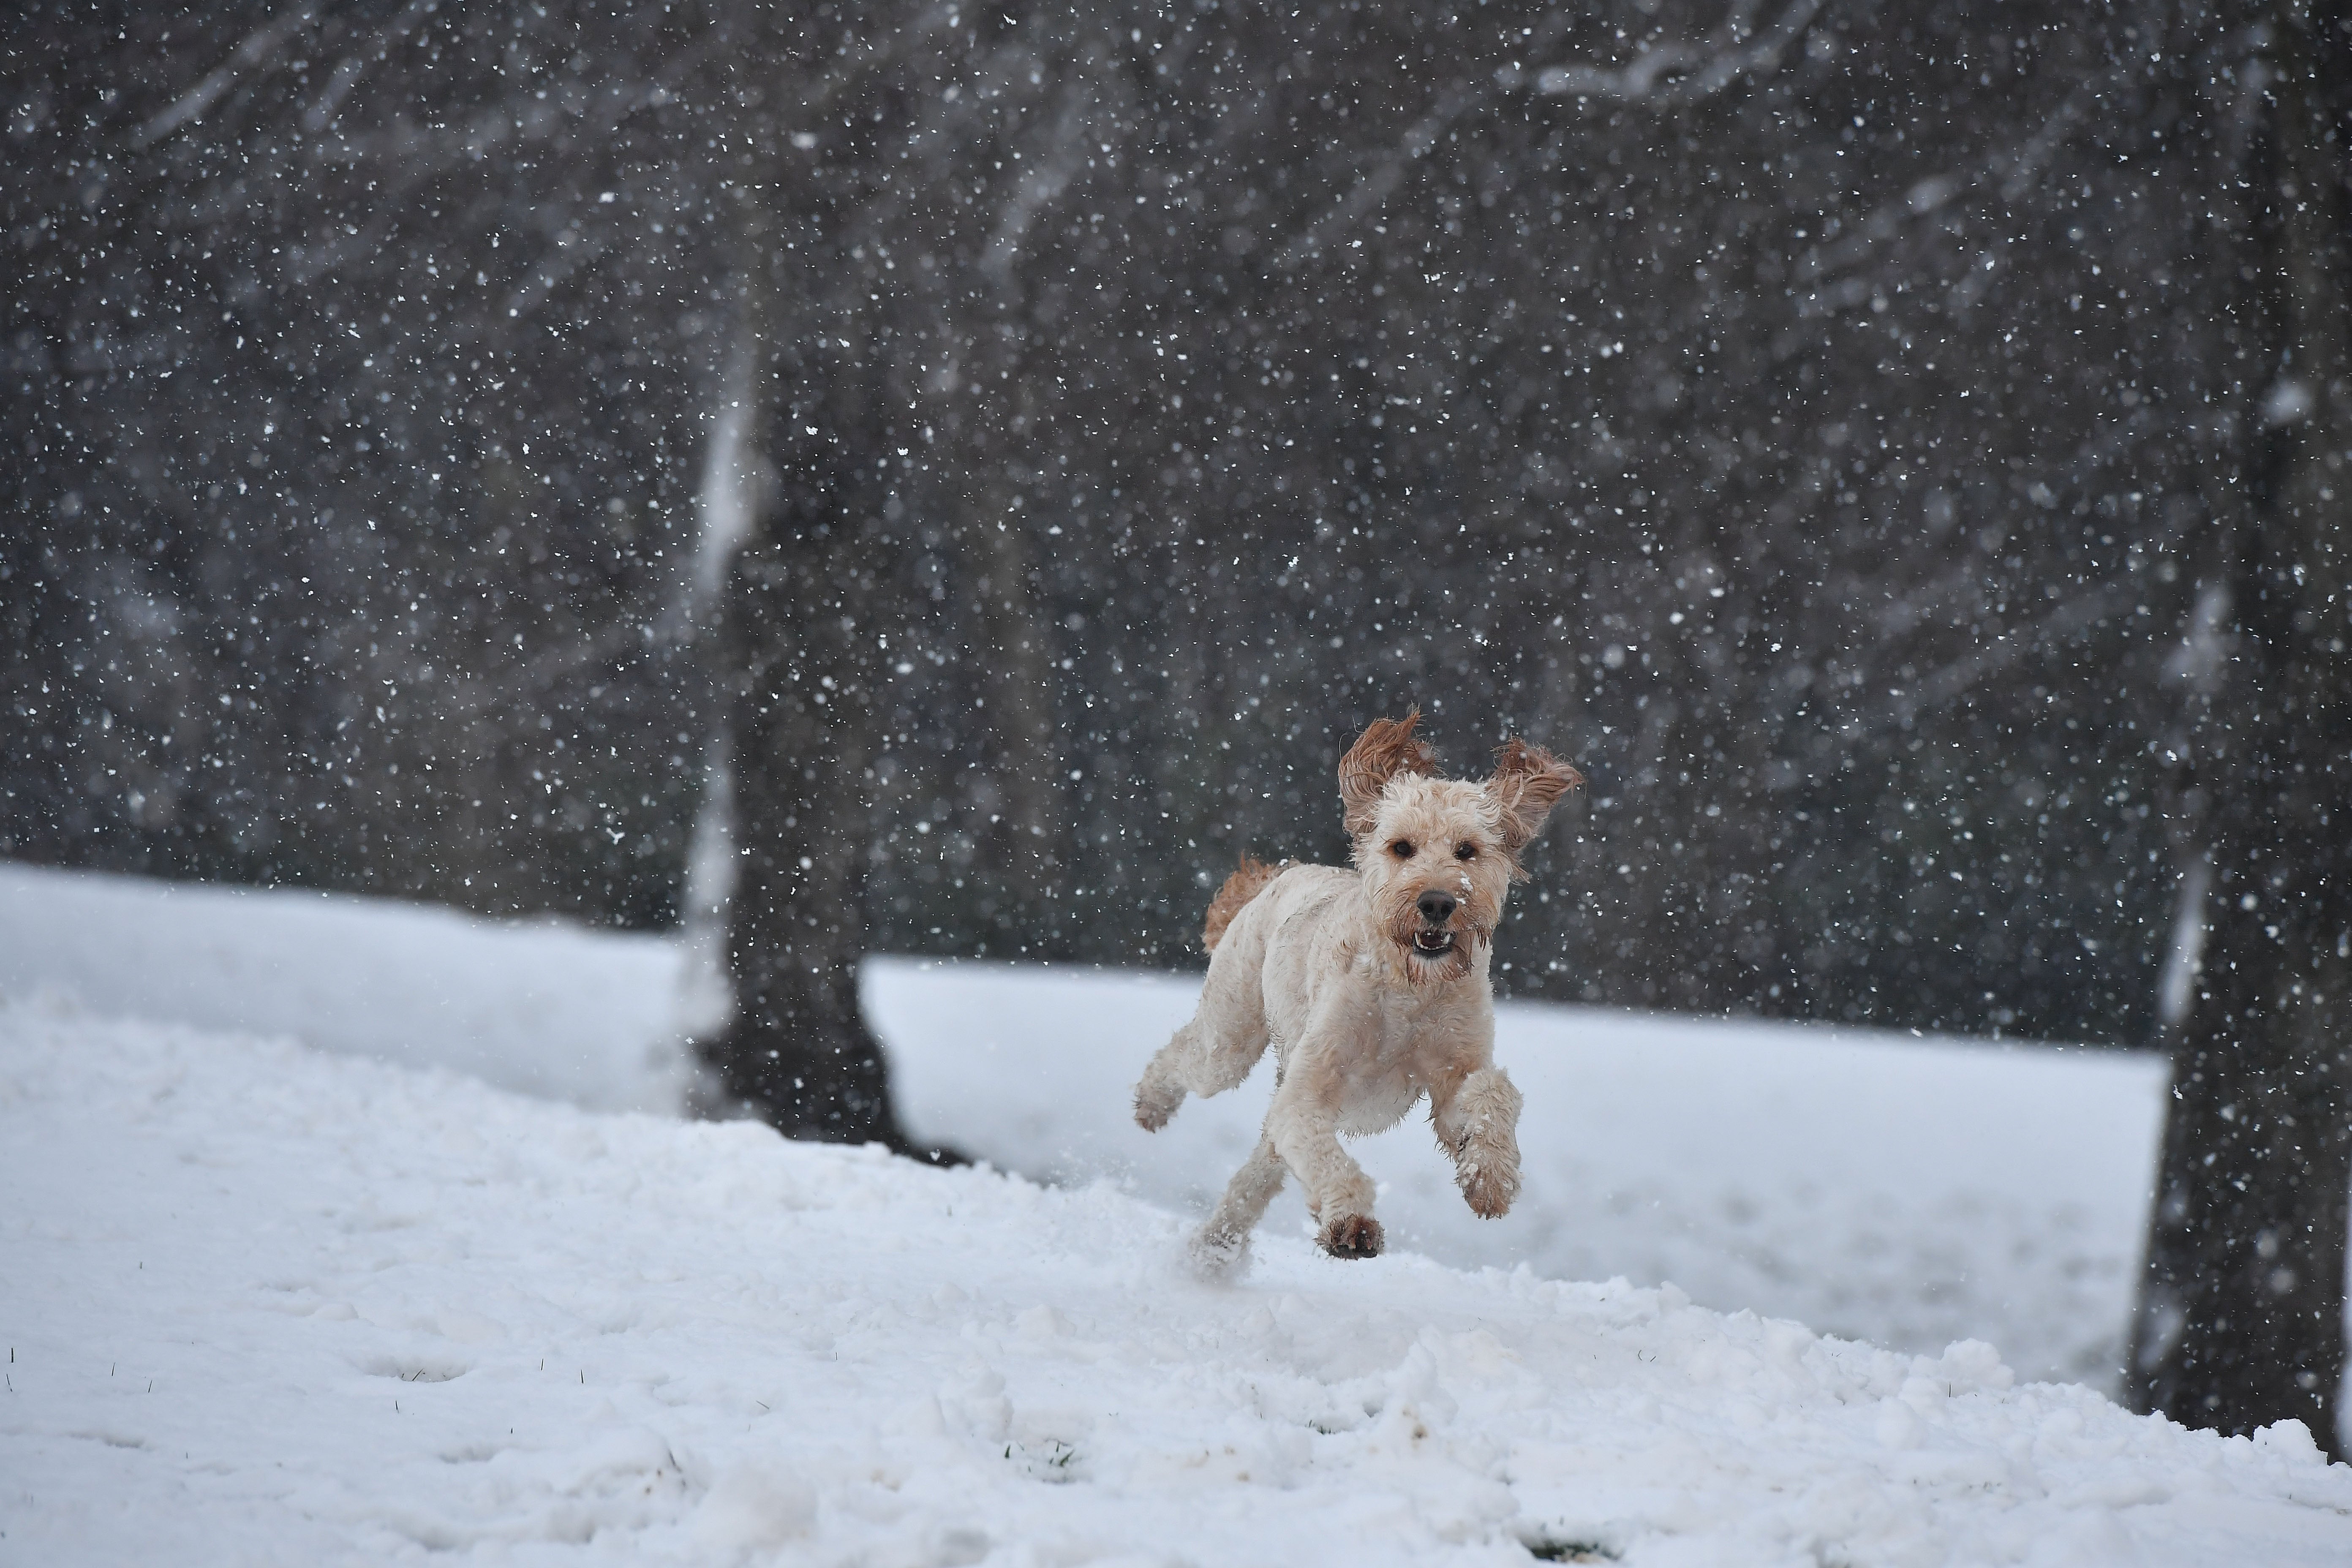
[1134,710,1582,1273]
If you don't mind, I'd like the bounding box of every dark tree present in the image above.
[691,4,1085,1142]
[701,182,928,1143]
[2128,0,2352,1457]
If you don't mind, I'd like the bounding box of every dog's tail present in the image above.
[1203,855,1291,952]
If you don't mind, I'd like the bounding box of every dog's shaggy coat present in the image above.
[1134,711,1582,1271]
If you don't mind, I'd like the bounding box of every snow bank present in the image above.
[0,862,2167,1388]
[0,860,690,1113]
[3,1003,2345,1566]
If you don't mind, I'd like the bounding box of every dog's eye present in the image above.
[1390,839,1415,859]
[1455,842,1477,861]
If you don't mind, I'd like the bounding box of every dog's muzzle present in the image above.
[1412,889,1459,956]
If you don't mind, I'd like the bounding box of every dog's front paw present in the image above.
[1132,1058,1186,1131]
[1133,1083,1183,1132]
[1317,1212,1384,1259]
[1456,1152,1520,1219]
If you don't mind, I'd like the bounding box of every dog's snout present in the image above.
[1416,890,1457,925]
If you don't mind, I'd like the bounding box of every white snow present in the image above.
[869,961,2167,1391]
[5,862,2348,1563]
[0,860,694,1114]
[0,862,2167,1388]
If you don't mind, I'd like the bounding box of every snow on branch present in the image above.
[1271,79,1481,271]
[1271,4,1595,271]
[1841,581,2134,744]
[135,4,321,148]
[1518,0,1824,108]
[981,98,1092,282]
[300,0,438,136]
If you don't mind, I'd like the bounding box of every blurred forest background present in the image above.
[8,0,2352,1446]
[8,0,2271,1034]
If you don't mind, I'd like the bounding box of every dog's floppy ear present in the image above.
[1486,738,1583,861]
[1338,709,1441,836]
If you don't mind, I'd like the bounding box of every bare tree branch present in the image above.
[1271,82,1473,271]
[1873,581,2134,730]
[981,96,1095,281]
[1528,0,1823,107]
[300,0,435,135]
[1788,81,2093,308]
[135,3,322,148]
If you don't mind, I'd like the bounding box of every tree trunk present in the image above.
[691,189,917,1146]
[705,532,912,1145]
[2128,0,2352,1456]
[2133,858,2352,1452]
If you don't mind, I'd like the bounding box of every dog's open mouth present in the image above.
[1411,930,1456,956]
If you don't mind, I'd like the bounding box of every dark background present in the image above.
[6,0,2249,1041]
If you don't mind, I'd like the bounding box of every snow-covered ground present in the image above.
[871,964,2164,1393]
[0,861,692,1115]
[8,995,2352,1565]
[8,863,2349,1564]
[0,862,2164,1388]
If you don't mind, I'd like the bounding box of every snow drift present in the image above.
[4,1000,2349,1566]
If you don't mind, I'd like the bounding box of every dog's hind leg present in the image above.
[1133,916,1272,1131]
[1189,1133,1285,1277]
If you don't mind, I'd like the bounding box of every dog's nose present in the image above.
[1417,890,1457,924]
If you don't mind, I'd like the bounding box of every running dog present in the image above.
[1133,710,1582,1272]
